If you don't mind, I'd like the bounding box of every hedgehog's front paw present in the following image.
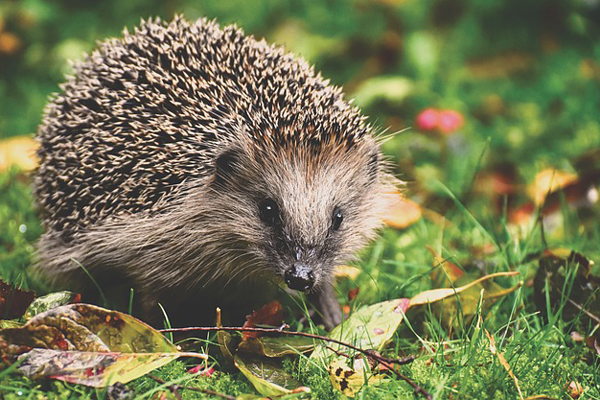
[309,284,342,331]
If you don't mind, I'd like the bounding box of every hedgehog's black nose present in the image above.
[285,264,314,292]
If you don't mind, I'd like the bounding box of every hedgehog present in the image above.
[33,16,397,330]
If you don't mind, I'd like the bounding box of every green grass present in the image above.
[1,164,598,399]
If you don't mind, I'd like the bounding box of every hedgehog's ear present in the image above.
[213,148,241,185]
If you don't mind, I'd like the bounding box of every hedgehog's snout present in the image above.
[284,263,314,292]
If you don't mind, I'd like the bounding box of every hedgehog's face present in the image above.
[210,137,390,293]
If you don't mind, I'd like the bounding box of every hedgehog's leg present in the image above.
[309,283,342,330]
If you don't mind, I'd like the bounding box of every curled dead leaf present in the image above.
[567,381,583,399]
[383,194,422,229]
[334,265,361,280]
[0,136,38,171]
[242,300,283,339]
[528,168,577,206]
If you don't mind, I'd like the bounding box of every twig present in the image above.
[148,375,235,400]
[169,385,182,400]
[325,345,349,358]
[160,325,429,399]
[161,325,415,366]
[377,359,432,400]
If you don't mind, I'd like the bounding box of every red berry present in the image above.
[438,109,464,134]
[416,108,439,131]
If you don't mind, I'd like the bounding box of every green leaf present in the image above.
[0,304,206,387]
[311,298,410,362]
[351,76,414,108]
[22,291,79,321]
[238,336,315,357]
[234,354,308,397]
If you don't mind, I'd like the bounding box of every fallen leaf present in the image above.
[0,304,206,386]
[238,336,314,357]
[217,328,236,363]
[383,195,422,229]
[567,380,583,399]
[242,300,283,339]
[527,168,578,206]
[409,271,520,306]
[584,334,600,356]
[234,354,308,397]
[18,348,203,387]
[427,247,465,287]
[328,358,374,397]
[348,288,360,302]
[484,327,523,400]
[0,136,38,171]
[311,298,410,362]
[23,291,80,321]
[334,265,361,280]
[0,279,35,320]
[533,250,599,325]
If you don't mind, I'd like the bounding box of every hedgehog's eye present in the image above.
[332,207,343,231]
[259,198,280,226]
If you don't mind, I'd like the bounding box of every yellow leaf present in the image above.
[0,136,38,171]
[409,271,520,306]
[334,265,361,280]
[528,168,577,206]
[328,358,381,397]
[383,194,422,229]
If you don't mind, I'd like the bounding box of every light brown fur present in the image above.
[33,16,398,329]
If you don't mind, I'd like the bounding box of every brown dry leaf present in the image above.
[427,247,465,286]
[0,279,35,320]
[347,287,359,302]
[242,300,283,339]
[580,59,600,80]
[533,250,599,326]
[0,31,21,54]
[0,136,38,171]
[383,194,422,229]
[567,381,584,399]
[584,335,600,356]
[467,52,534,78]
[527,168,578,206]
[334,265,361,280]
[409,271,520,306]
[484,327,523,400]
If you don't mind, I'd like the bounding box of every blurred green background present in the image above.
[1,0,600,186]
